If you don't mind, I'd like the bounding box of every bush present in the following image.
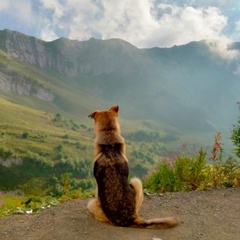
[222,156,240,187]
[0,146,15,159]
[21,132,30,139]
[174,148,207,191]
[144,148,212,193]
[53,113,63,122]
[231,117,240,158]
[144,141,240,194]
[143,160,181,192]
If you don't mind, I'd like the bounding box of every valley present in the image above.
[0,29,239,196]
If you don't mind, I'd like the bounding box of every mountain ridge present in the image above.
[0,29,240,194]
[0,29,239,139]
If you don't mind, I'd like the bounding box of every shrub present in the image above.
[174,148,207,191]
[56,144,64,151]
[222,156,240,187]
[0,146,15,159]
[209,132,224,187]
[231,117,240,158]
[144,148,211,193]
[53,113,63,122]
[21,132,30,139]
[143,160,181,192]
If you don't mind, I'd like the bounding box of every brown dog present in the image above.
[87,105,179,229]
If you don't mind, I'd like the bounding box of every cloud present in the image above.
[234,20,240,34]
[205,39,239,59]
[0,2,8,11]
[95,1,157,45]
[35,1,231,48]
[13,1,35,27]
[38,0,100,41]
[139,4,228,47]
[1,0,239,49]
[100,3,228,48]
[0,0,37,34]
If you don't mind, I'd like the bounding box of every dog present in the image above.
[87,105,179,229]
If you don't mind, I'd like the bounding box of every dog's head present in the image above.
[88,106,120,134]
[88,105,119,120]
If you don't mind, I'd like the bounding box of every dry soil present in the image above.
[0,188,239,240]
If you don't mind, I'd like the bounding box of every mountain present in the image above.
[1,29,240,194]
[0,29,239,144]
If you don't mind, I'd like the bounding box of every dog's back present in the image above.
[88,105,180,229]
[94,143,136,226]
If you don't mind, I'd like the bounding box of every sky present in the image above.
[0,0,240,49]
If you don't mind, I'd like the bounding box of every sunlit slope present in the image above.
[0,49,109,119]
[0,30,238,162]
[0,98,93,159]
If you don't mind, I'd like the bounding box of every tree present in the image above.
[231,117,240,158]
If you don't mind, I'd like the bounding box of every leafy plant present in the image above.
[231,117,240,158]
[222,156,240,187]
[209,132,223,187]
[21,132,30,139]
[144,135,240,194]
[143,160,181,193]
[0,195,60,217]
[0,146,15,159]
[174,148,207,191]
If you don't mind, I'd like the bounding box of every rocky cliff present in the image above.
[0,29,239,135]
[0,29,142,78]
[0,71,54,101]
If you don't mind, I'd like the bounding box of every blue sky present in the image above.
[0,0,239,48]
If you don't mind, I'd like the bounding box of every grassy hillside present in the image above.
[0,98,95,193]
[0,30,238,196]
[0,49,109,117]
[0,97,188,196]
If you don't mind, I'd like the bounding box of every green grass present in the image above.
[0,194,61,217]
[0,98,91,151]
[1,47,237,197]
[0,98,95,193]
[0,97,178,195]
[143,144,240,193]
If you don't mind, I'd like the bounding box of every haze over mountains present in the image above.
[0,29,239,148]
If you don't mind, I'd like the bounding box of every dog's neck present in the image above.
[95,132,125,145]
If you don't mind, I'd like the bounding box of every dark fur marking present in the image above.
[94,146,136,227]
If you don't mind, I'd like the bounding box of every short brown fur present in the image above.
[87,106,179,229]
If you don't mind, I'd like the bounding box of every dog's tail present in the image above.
[132,217,180,229]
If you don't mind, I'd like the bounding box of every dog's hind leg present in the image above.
[87,198,109,223]
[130,178,143,215]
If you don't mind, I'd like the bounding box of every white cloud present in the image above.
[40,0,64,20]
[13,1,35,27]
[64,0,102,40]
[139,4,228,47]
[36,1,230,48]
[205,39,239,59]
[235,20,240,33]
[0,2,8,11]
[1,0,239,49]
[39,22,58,41]
[0,0,37,33]
[96,1,158,45]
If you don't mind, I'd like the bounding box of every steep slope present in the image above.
[0,29,239,138]
[1,29,240,194]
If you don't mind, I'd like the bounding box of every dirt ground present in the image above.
[0,187,239,240]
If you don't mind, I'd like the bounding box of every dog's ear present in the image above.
[109,105,119,114]
[88,110,99,119]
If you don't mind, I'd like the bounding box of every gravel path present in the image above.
[0,188,239,240]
